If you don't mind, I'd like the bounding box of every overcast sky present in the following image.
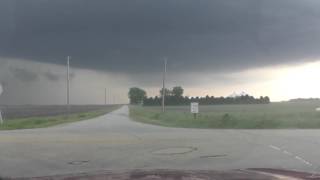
[1,0,320,104]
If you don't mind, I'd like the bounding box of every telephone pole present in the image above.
[66,56,71,117]
[162,58,167,113]
[105,88,107,105]
[0,84,3,125]
[67,56,70,106]
[0,111,3,125]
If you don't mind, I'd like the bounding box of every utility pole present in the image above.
[105,88,107,105]
[0,111,3,125]
[0,84,3,125]
[162,58,167,113]
[67,56,70,117]
[67,56,70,105]
[108,90,111,105]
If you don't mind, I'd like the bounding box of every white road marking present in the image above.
[283,150,293,156]
[305,161,313,166]
[269,145,281,151]
[295,156,313,166]
[269,145,313,167]
[295,156,303,161]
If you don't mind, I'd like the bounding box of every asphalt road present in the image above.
[1,105,320,178]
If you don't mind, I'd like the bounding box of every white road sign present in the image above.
[191,102,199,114]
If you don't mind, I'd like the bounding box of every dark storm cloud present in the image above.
[43,70,75,81]
[10,67,38,82]
[1,0,320,74]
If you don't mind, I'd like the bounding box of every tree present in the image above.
[264,96,270,104]
[128,87,146,105]
[140,85,271,106]
[160,88,172,96]
[172,86,184,97]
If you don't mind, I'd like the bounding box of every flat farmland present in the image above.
[130,102,320,129]
[0,105,120,120]
[0,105,121,130]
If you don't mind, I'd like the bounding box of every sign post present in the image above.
[0,111,3,125]
[0,83,3,125]
[190,102,199,119]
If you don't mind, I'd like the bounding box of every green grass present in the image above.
[0,106,120,130]
[130,102,320,129]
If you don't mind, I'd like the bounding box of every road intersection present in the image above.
[0,106,320,178]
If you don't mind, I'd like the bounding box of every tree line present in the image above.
[128,86,270,105]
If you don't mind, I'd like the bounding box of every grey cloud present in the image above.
[69,72,76,80]
[0,59,130,105]
[1,0,320,75]
[10,67,38,82]
[43,71,60,81]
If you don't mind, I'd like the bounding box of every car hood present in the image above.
[4,168,319,180]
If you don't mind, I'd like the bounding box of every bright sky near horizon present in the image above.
[183,61,320,102]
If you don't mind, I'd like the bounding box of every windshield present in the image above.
[1,0,320,179]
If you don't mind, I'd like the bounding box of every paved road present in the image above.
[1,105,320,178]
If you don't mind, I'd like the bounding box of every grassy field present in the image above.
[130,102,320,129]
[0,105,120,130]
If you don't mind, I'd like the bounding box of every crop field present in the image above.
[0,105,121,130]
[0,105,120,120]
[130,102,320,129]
